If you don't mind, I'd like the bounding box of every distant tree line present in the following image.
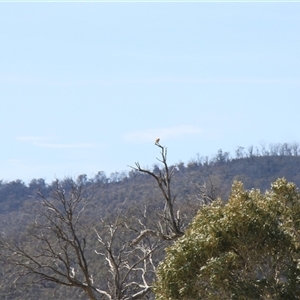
[188,142,300,168]
[1,142,300,215]
[1,142,299,188]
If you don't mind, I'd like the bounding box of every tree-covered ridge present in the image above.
[1,142,300,215]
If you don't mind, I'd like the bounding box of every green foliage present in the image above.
[154,178,300,300]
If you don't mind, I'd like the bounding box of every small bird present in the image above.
[155,138,160,144]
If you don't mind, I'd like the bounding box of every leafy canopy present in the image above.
[154,178,300,300]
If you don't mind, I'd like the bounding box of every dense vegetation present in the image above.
[1,142,300,299]
[154,178,300,299]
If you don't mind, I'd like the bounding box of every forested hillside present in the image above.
[1,143,300,299]
[1,145,300,216]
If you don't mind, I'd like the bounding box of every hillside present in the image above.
[1,153,300,216]
[1,148,300,299]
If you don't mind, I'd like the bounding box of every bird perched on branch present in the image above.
[155,138,160,144]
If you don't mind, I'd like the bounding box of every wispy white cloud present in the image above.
[92,77,300,86]
[35,143,93,149]
[3,74,299,87]
[16,136,46,142]
[16,136,94,149]
[124,125,202,143]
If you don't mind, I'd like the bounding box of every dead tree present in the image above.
[93,216,160,299]
[191,177,217,205]
[1,179,101,300]
[0,178,162,299]
[129,142,184,243]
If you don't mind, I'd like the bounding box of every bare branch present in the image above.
[1,179,99,300]
[128,143,184,240]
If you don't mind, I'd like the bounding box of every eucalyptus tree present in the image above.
[154,178,300,299]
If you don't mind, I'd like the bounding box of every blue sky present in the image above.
[1,2,299,183]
